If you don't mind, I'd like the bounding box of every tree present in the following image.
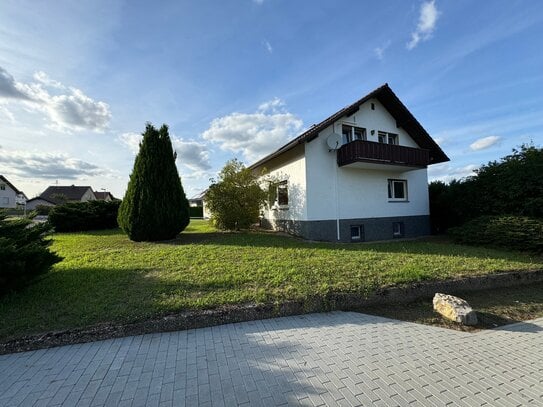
[118,123,190,241]
[0,212,62,295]
[429,143,543,232]
[205,159,268,230]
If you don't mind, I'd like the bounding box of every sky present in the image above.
[0,0,542,199]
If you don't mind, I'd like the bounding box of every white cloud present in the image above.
[469,135,501,151]
[0,146,109,180]
[0,105,15,123]
[428,162,478,183]
[0,66,111,132]
[118,132,211,172]
[263,40,273,54]
[202,98,303,163]
[407,1,439,50]
[374,40,391,60]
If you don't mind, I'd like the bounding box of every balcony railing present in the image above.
[337,140,430,168]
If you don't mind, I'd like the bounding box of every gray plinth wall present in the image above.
[261,215,430,243]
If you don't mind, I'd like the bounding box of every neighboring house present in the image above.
[94,191,116,201]
[0,175,27,209]
[37,185,97,205]
[250,84,449,242]
[25,197,57,211]
[190,191,211,219]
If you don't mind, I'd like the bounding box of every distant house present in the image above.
[191,190,211,219]
[26,185,97,210]
[94,191,116,201]
[0,175,27,209]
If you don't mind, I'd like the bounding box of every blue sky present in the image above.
[0,0,542,199]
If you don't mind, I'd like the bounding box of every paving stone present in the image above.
[0,312,541,406]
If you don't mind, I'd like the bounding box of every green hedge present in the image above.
[0,212,62,295]
[449,216,543,253]
[49,200,121,232]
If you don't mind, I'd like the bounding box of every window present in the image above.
[277,181,288,206]
[378,131,399,145]
[350,225,364,241]
[2,197,9,205]
[0,184,5,190]
[392,222,404,238]
[388,179,408,201]
[342,125,367,144]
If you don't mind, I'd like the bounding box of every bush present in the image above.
[205,159,268,230]
[49,200,121,232]
[35,205,53,216]
[118,123,190,241]
[449,215,543,253]
[0,212,62,295]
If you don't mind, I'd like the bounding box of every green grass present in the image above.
[0,219,542,341]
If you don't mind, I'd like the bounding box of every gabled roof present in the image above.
[249,83,449,169]
[40,185,94,204]
[94,191,115,200]
[0,175,27,198]
[26,196,57,205]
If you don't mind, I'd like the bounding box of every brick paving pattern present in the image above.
[0,312,542,406]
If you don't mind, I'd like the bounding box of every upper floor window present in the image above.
[0,184,5,190]
[342,125,367,144]
[388,179,408,201]
[378,131,399,145]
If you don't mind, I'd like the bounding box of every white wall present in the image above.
[305,98,429,221]
[81,189,96,202]
[256,144,307,224]
[0,184,17,208]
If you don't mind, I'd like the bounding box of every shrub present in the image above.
[449,215,543,253]
[35,205,53,216]
[49,200,121,232]
[0,212,62,295]
[118,123,190,241]
[205,159,268,230]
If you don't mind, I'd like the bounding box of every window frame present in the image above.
[392,222,404,238]
[388,179,408,202]
[350,225,364,241]
[0,184,5,191]
[276,180,289,207]
[378,131,399,145]
[342,124,367,144]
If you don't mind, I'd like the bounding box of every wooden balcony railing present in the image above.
[337,140,430,168]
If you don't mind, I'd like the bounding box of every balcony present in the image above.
[337,139,430,169]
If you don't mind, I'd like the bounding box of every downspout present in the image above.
[334,122,341,241]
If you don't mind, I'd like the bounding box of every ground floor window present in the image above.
[388,179,408,201]
[2,197,9,205]
[350,225,364,241]
[277,181,288,206]
[393,222,404,238]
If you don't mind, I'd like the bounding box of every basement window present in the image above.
[388,179,408,201]
[342,125,367,144]
[392,222,404,238]
[350,225,364,241]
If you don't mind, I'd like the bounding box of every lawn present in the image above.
[0,219,542,341]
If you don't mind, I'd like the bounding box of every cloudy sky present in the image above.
[1,0,542,199]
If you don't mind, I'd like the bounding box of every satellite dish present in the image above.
[326,133,343,150]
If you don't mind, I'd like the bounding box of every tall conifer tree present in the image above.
[118,123,190,241]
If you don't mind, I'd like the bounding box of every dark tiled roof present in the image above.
[94,191,115,200]
[0,175,26,198]
[249,83,449,169]
[40,185,94,204]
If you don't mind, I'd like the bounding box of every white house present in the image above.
[0,175,27,209]
[249,84,449,242]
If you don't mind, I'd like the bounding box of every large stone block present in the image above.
[433,293,478,325]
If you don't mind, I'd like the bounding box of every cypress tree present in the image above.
[118,123,190,241]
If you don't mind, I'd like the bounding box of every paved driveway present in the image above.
[0,312,542,406]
